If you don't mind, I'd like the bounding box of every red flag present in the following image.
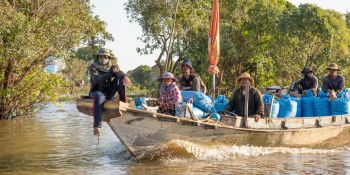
[208,0,220,74]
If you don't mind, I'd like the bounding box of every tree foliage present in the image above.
[0,0,111,118]
[126,0,350,94]
[125,0,212,74]
[275,4,350,81]
[128,65,157,90]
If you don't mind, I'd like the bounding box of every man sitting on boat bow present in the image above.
[88,48,132,136]
[224,72,264,122]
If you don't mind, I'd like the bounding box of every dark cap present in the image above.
[301,67,313,74]
[181,58,193,69]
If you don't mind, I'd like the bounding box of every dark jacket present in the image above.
[179,74,207,93]
[321,75,345,93]
[224,86,264,117]
[290,76,318,94]
[88,62,125,98]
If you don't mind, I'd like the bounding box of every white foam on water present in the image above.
[158,139,343,161]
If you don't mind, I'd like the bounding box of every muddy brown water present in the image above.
[0,102,350,174]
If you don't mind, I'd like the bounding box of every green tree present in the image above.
[125,0,211,74]
[126,0,350,95]
[75,37,114,61]
[274,4,350,84]
[345,12,350,28]
[128,65,157,90]
[0,0,111,118]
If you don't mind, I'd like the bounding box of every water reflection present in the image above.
[0,102,349,174]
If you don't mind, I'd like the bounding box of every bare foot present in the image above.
[93,127,101,136]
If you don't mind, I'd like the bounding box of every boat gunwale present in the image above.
[123,107,350,133]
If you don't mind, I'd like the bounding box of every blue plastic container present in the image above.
[210,113,221,121]
[331,97,350,115]
[301,97,315,117]
[314,97,331,116]
[290,97,302,117]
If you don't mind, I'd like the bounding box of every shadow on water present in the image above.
[0,102,350,174]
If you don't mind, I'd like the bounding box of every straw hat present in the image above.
[236,72,254,84]
[326,63,340,70]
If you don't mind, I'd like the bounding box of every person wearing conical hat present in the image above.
[178,58,207,94]
[224,72,264,122]
[321,63,345,100]
[289,67,318,97]
[88,48,132,136]
[157,72,182,116]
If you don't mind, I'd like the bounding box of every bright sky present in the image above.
[90,0,350,72]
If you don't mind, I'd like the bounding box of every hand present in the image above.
[311,89,317,96]
[254,115,260,122]
[111,65,120,74]
[290,91,301,97]
[329,91,337,101]
[302,90,307,94]
[123,76,132,87]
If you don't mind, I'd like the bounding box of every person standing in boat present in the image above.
[289,67,318,97]
[224,72,264,122]
[321,63,345,100]
[158,72,182,116]
[88,48,132,135]
[178,58,207,94]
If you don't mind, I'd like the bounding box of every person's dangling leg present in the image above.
[90,91,106,135]
[109,76,127,102]
[117,82,127,102]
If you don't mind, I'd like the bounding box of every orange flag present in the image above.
[208,0,220,74]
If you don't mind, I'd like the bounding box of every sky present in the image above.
[90,0,350,72]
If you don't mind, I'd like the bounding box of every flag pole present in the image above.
[208,0,219,98]
[213,73,215,97]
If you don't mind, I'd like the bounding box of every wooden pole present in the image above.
[269,95,275,119]
[243,86,249,128]
[213,73,216,98]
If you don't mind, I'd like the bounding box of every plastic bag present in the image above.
[214,95,229,112]
[181,91,216,113]
[277,96,297,118]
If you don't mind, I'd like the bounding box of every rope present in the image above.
[96,135,100,148]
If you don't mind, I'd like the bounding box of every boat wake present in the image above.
[136,139,344,160]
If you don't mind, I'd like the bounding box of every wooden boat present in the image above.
[76,98,350,159]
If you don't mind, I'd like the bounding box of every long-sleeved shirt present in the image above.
[321,75,345,93]
[179,74,201,92]
[224,86,264,117]
[159,83,182,106]
[88,62,125,98]
[290,76,318,94]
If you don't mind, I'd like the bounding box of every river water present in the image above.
[1,102,350,174]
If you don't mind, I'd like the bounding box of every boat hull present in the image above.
[75,98,350,158]
[107,109,350,158]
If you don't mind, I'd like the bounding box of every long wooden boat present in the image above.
[76,98,350,159]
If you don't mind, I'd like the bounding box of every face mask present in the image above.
[99,56,110,65]
[304,73,312,79]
